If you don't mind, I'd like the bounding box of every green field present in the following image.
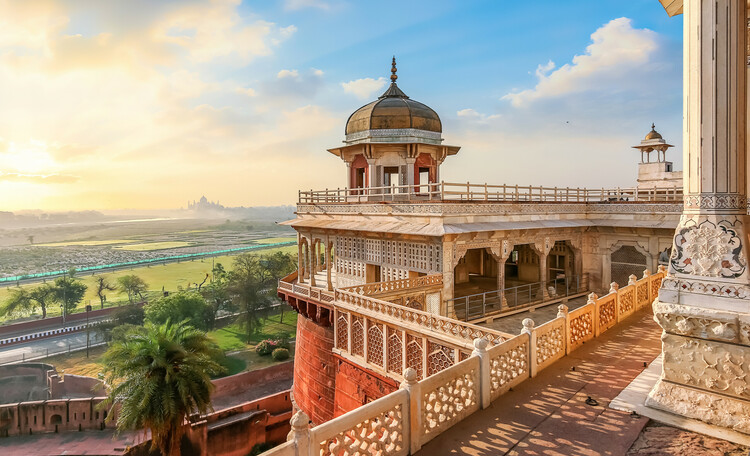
[253,236,296,244]
[0,243,297,323]
[43,312,298,378]
[209,312,298,351]
[36,239,133,247]
[115,241,191,251]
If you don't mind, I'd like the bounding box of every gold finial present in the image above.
[391,56,397,83]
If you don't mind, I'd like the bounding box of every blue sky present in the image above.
[0,0,683,210]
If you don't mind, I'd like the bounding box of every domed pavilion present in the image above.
[328,58,460,193]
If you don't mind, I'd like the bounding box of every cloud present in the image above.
[284,0,331,11]
[456,108,500,122]
[341,77,386,100]
[0,173,78,184]
[277,69,300,79]
[503,18,660,108]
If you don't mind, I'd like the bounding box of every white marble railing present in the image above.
[299,181,683,204]
[266,267,666,456]
[340,274,442,296]
[335,289,508,346]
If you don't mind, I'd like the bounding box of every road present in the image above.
[0,315,111,339]
[0,331,104,365]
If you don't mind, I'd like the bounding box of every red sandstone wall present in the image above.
[212,361,293,403]
[333,355,398,417]
[293,314,336,424]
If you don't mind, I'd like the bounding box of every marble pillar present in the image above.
[647,0,750,434]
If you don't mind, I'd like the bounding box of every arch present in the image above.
[610,244,649,287]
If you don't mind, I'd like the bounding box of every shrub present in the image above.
[272,348,290,361]
[274,336,291,350]
[255,340,275,356]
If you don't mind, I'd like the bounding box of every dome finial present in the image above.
[651,122,656,131]
[391,56,397,83]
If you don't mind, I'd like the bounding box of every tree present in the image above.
[101,320,223,456]
[95,277,116,309]
[52,276,87,316]
[201,263,231,323]
[95,304,145,341]
[145,292,213,331]
[1,285,55,318]
[227,253,294,339]
[117,275,148,304]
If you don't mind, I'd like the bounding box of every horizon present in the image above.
[0,0,683,211]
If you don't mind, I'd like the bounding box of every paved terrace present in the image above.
[417,307,660,455]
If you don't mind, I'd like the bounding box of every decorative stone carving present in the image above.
[660,334,750,400]
[684,194,748,211]
[646,379,750,434]
[489,340,528,397]
[670,218,746,278]
[421,369,477,437]
[652,301,740,343]
[660,277,750,299]
[319,400,405,456]
[536,323,564,366]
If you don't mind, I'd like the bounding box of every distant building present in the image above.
[188,195,225,212]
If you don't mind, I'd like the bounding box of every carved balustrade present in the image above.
[267,268,666,456]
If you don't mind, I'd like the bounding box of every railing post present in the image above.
[401,367,422,454]
[609,282,620,323]
[558,304,570,355]
[288,411,310,456]
[472,338,491,409]
[522,318,537,378]
[588,292,599,336]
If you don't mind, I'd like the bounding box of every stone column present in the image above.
[647,0,750,434]
[405,157,416,192]
[309,240,317,287]
[325,238,333,291]
[539,252,549,299]
[367,159,377,190]
[298,236,305,284]
[302,241,309,281]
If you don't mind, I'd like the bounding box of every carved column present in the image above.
[490,241,513,307]
[647,0,750,434]
[309,240,317,288]
[405,157,416,192]
[302,241,309,281]
[534,238,553,299]
[325,238,333,291]
[298,236,305,284]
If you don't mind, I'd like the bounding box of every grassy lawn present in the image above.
[209,311,298,351]
[41,311,298,379]
[0,244,298,323]
[43,345,108,378]
[115,241,192,251]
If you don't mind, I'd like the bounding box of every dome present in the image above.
[645,123,663,140]
[345,58,442,136]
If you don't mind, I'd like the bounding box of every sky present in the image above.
[0,0,683,211]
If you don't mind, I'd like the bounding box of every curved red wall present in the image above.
[293,314,336,424]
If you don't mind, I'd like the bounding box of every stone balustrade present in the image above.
[266,268,666,456]
[341,275,443,296]
[298,182,683,204]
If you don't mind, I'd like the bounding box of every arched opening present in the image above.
[658,247,672,268]
[349,154,368,193]
[611,245,648,286]
[50,414,62,425]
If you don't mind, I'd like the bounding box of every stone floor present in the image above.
[416,307,747,456]
[480,295,589,334]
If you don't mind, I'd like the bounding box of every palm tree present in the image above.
[101,320,223,456]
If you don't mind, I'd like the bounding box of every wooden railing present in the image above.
[266,267,666,456]
[299,181,684,204]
